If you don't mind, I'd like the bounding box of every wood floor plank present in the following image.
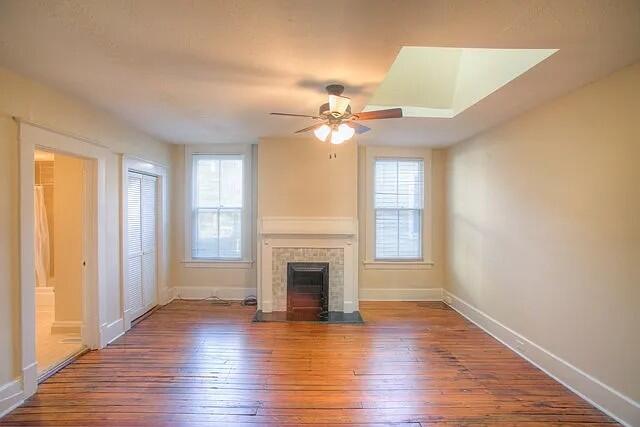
[0,300,616,426]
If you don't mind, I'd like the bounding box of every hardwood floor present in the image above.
[1,300,616,426]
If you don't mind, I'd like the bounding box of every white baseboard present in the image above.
[22,362,37,399]
[343,300,355,313]
[261,300,273,312]
[443,290,640,427]
[164,287,177,304]
[173,286,257,301]
[100,318,124,347]
[50,320,83,335]
[159,286,175,305]
[22,362,37,398]
[0,378,22,419]
[360,287,443,301]
[1,362,38,419]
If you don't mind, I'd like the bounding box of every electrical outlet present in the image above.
[514,339,525,352]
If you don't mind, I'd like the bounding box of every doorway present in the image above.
[20,121,107,399]
[33,149,88,378]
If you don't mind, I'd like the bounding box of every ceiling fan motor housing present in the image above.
[319,102,351,119]
[325,84,345,96]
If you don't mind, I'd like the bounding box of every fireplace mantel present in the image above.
[257,216,358,314]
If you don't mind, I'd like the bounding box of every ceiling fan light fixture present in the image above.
[330,130,345,145]
[337,123,355,140]
[313,124,331,141]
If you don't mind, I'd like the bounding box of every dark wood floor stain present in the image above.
[1,300,616,426]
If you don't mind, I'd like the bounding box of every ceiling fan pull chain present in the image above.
[328,143,337,160]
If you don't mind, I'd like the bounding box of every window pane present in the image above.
[398,210,421,258]
[220,159,243,208]
[195,157,220,208]
[219,209,242,258]
[375,159,423,209]
[375,209,399,259]
[374,160,398,208]
[375,209,421,259]
[194,209,218,258]
[397,160,423,209]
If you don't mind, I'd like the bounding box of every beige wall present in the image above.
[445,63,640,402]
[52,154,84,323]
[257,137,358,218]
[357,145,446,296]
[0,66,171,386]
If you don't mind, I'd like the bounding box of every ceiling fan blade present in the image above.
[353,108,403,121]
[328,94,351,116]
[270,112,321,119]
[294,122,326,134]
[350,122,371,134]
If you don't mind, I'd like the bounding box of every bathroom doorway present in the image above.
[34,149,87,378]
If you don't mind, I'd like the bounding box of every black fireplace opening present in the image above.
[286,262,329,321]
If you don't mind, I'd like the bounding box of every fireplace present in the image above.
[256,216,360,321]
[287,262,328,321]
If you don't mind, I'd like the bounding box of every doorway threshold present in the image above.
[38,347,89,384]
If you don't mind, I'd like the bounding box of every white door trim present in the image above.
[121,156,168,332]
[18,121,108,399]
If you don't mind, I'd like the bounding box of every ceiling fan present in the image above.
[270,84,403,145]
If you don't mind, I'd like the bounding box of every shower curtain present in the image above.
[34,185,50,287]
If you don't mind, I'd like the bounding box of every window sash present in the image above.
[191,154,244,260]
[374,158,424,210]
[375,208,422,260]
[193,154,244,209]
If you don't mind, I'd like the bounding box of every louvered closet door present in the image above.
[141,175,157,308]
[126,172,158,322]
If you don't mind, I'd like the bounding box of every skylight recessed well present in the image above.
[365,47,558,118]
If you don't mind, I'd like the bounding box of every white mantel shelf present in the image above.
[259,217,358,236]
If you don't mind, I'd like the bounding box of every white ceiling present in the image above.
[0,0,639,146]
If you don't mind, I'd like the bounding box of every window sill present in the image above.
[362,260,434,270]
[182,260,255,269]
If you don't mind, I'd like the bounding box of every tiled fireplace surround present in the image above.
[257,217,358,313]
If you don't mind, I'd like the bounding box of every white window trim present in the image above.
[362,146,433,269]
[183,144,253,267]
[373,157,424,261]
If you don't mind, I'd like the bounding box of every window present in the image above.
[191,154,244,259]
[374,158,424,260]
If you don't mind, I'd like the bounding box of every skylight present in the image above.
[365,47,558,118]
